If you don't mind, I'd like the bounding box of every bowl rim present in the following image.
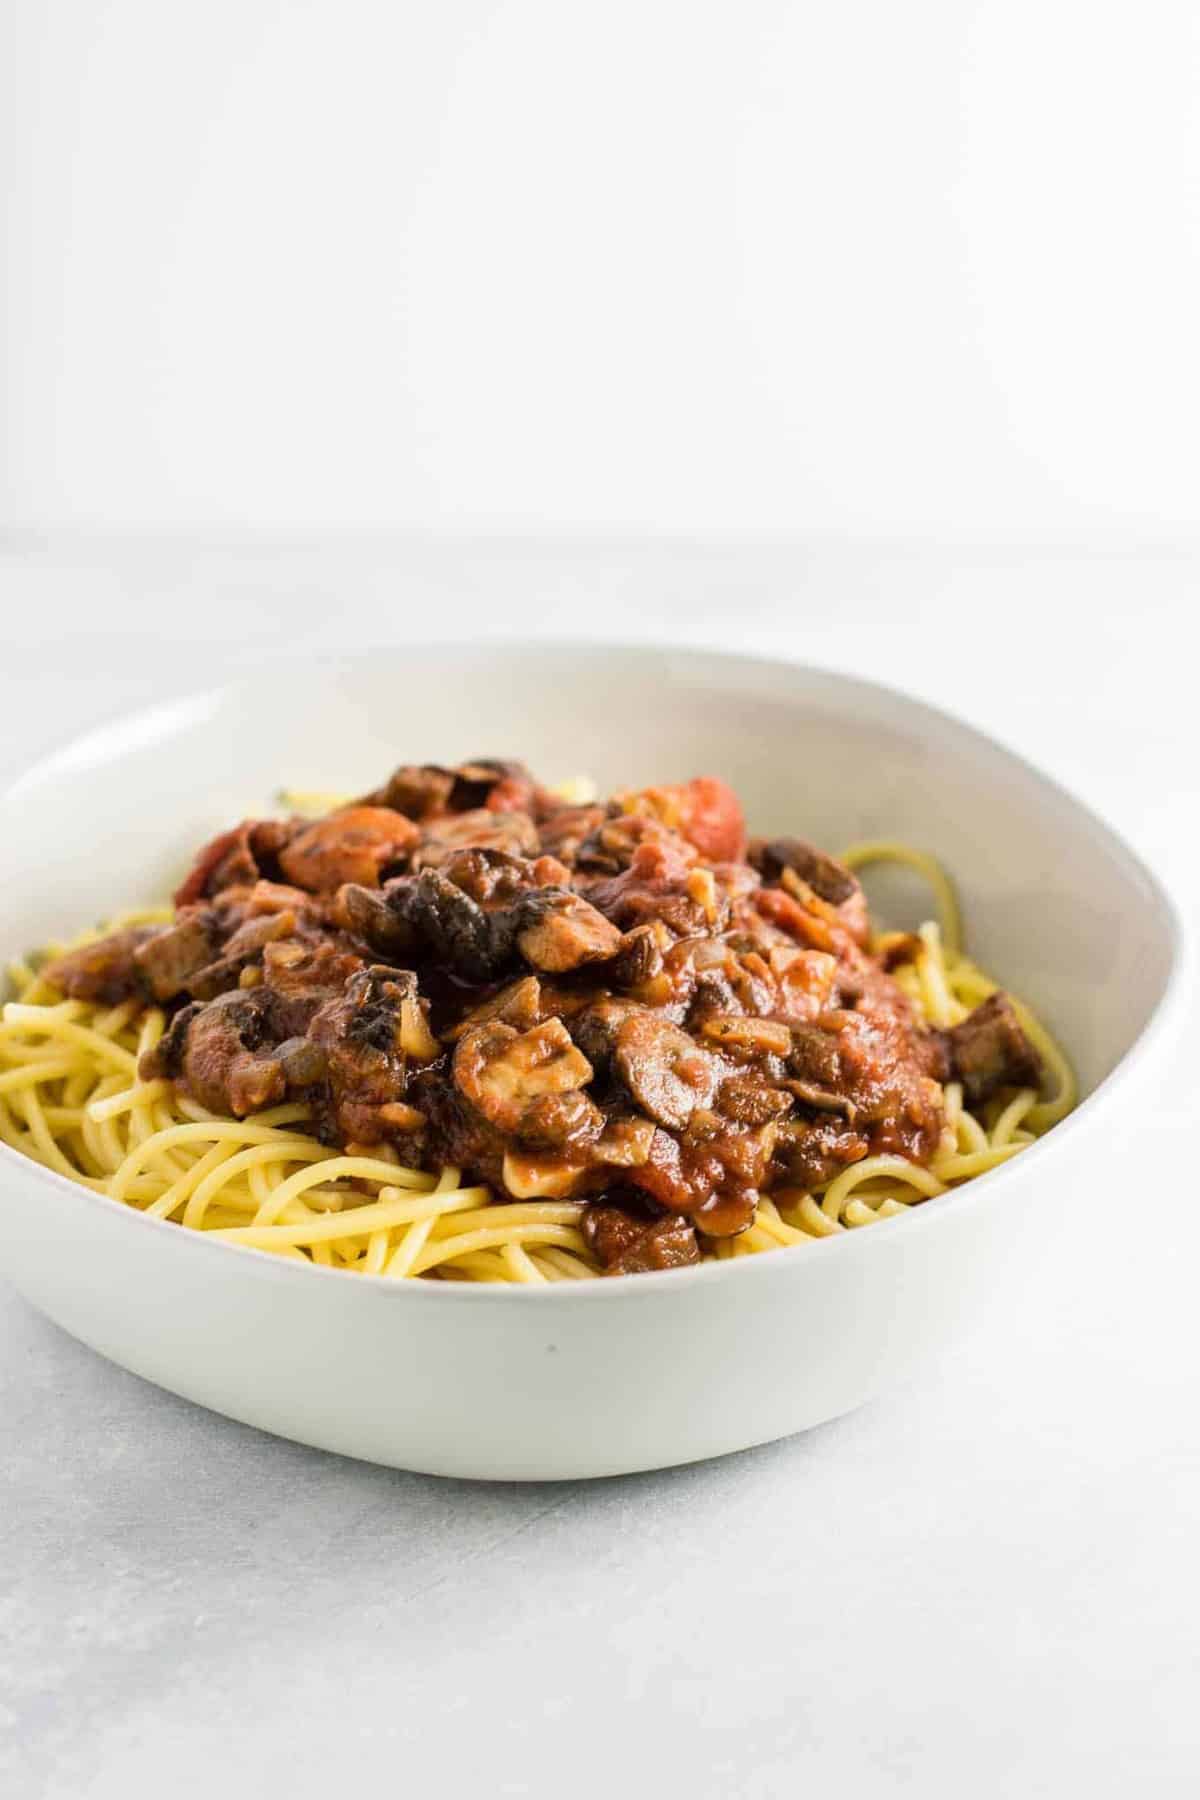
[0,639,1190,1306]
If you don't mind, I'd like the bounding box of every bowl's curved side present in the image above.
[1,1132,1047,1480]
[0,643,1185,1477]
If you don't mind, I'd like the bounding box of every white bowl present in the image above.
[0,646,1186,1479]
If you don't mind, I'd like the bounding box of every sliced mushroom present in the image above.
[569,998,642,1080]
[411,808,540,869]
[592,1113,657,1167]
[305,966,421,1141]
[946,992,1042,1104]
[186,909,298,1001]
[697,1014,793,1058]
[715,1076,794,1125]
[610,921,667,991]
[373,758,536,819]
[500,1150,589,1199]
[261,939,366,1035]
[781,1078,858,1121]
[613,1012,722,1132]
[132,915,217,1000]
[371,764,457,819]
[275,1036,328,1086]
[514,889,623,973]
[278,807,419,892]
[582,1203,700,1275]
[445,975,543,1041]
[45,927,158,1004]
[333,882,419,958]
[138,1001,202,1082]
[448,759,537,812]
[389,867,512,982]
[753,837,861,906]
[453,1017,594,1137]
[162,988,286,1117]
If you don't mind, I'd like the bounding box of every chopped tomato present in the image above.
[675,777,746,862]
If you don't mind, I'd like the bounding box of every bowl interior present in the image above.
[0,645,1179,1101]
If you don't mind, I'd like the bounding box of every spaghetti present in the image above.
[0,843,1075,1282]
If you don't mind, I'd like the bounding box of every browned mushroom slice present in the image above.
[278,807,419,892]
[613,1012,722,1132]
[696,1014,793,1058]
[715,1076,794,1125]
[306,965,429,1142]
[389,867,513,982]
[567,997,642,1081]
[445,975,544,1041]
[609,920,670,993]
[260,939,366,1035]
[333,882,419,958]
[151,988,287,1116]
[536,803,608,865]
[514,890,623,973]
[44,926,159,1004]
[592,1113,657,1167]
[781,1078,858,1121]
[372,759,536,818]
[946,992,1042,1104]
[448,759,537,813]
[137,1000,200,1082]
[499,1150,590,1199]
[185,909,298,1001]
[132,915,217,1000]
[453,1017,594,1137]
[370,764,457,819]
[275,1036,328,1086]
[411,808,540,869]
[787,1020,845,1089]
[516,1087,605,1149]
[581,1202,700,1275]
[753,837,861,907]
[778,1115,871,1188]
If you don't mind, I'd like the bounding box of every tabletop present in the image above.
[2,535,1197,1798]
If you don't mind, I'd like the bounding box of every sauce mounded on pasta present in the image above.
[36,759,1051,1276]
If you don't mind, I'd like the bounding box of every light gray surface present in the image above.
[2,538,1198,1798]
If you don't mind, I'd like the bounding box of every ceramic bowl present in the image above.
[0,646,1186,1478]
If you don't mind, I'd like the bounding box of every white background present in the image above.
[0,548,1198,1798]
[3,0,1199,537]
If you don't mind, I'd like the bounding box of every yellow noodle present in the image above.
[211,1186,486,1249]
[0,1008,138,1072]
[535,1247,597,1280]
[528,1252,571,1281]
[86,1080,173,1122]
[839,840,963,954]
[821,1155,947,1221]
[501,1243,548,1283]
[383,1213,439,1279]
[0,1059,78,1093]
[408,1224,588,1276]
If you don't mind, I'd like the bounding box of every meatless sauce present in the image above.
[44,759,1041,1275]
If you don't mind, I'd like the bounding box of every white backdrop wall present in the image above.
[3,0,1198,536]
